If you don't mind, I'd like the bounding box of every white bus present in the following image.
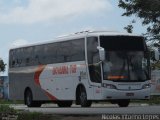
[9,31,151,107]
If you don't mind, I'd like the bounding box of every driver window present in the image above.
[87,37,101,83]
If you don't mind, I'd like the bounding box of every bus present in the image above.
[9,31,151,107]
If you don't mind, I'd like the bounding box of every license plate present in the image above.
[126,93,134,96]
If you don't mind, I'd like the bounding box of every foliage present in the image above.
[0,105,54,120]
[149,96,160,105]
[0,100,23,104]
[0,105,17,113]
[131,96,160,105]
[0,59,6,72]
[18,112,42,120]
[118,0,160,40]
[124,24,133,33]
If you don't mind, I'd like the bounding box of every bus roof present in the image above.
[10,31,141,50]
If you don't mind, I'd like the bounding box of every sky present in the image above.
[0,0,147,75]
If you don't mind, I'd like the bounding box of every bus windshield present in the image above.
[100,36,150,81]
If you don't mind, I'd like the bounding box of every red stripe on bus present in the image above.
[45,91,57,100]
[34,65,46,86]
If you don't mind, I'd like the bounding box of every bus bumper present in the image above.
[102,88,150,100]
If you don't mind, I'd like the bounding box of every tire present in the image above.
[78,86,92,107]
[117,100,130,107]
[25,89,41,107]
[57,101,72,107]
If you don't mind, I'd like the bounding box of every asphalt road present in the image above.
[10,104,160,115]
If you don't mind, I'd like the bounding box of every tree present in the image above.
[118,0,160,40]
[124,24,133,33]
[0,59,6,73]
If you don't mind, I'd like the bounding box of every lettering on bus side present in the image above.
[52,65,77,75]
[70,64,77,74]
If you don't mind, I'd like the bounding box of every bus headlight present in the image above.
[142,84,151,89]
[102,83,117,89]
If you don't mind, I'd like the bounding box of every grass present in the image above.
[130,96,160,105]
[0,99,23,104]
[0,105,61,120]
[148,96,160,105]
[17,112,51,120]
[0,104,17,113]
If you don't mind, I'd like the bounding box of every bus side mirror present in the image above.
[154,49,159,61]
[97,46,105,61]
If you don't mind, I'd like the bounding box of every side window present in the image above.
[71,39,85,61]
[60,41,72,62]
[15,49,22,67]
[34,46,42,65]
[9,50,15,68]
[87,37,101,83]
[9,39,86,68]
[45,39,85,64]
[55,42,64,63]
[10,49,23,68]
[40,45,46,65]
[19,48,25,67]
[24,47,34,66]
[45,43,58,64]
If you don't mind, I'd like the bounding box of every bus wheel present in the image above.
[25,89,41,107]
[57,101,72,107]
[117,100,130,107]
[79,86,92,107]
